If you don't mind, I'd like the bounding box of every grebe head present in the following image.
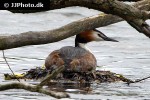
[75,29,118,47]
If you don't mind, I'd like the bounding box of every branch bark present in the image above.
[0,0,150,50]
[47,0,150,36]
[118,0,142,1]
[9,0,143,13]
[0,82,69,98]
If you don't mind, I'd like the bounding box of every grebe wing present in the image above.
[69,52,97,72]
[45,50,65,70]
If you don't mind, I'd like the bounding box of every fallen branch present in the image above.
[0,0,150,50]
[0,82,69,99]
[0,66,69,99]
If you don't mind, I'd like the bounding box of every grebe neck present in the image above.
[75,42,91,52]
[75,34,91,52]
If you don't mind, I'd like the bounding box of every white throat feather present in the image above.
[78,43,92,52]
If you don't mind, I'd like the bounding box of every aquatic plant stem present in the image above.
[2,50,20,82]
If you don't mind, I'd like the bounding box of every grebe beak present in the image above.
[103,37,118,42]
[93,29,118,42]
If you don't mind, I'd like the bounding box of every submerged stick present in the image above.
[127,75,150,85]
[38,65,65,87]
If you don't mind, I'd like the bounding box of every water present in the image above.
[0,7,150,100]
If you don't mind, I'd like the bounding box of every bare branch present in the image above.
[0,82,69,98]
[0,0,150,50]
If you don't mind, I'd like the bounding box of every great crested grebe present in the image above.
[45,29,118,73]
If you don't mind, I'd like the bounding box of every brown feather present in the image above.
[45,50,64,70]
[69,52,96,72]
[78,30,95,42]
[45,46,97,72]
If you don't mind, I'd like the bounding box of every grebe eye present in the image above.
[98,34,101,37]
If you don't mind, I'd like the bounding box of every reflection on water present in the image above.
[0,7,150,99]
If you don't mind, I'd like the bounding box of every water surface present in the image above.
[0,7,150,100]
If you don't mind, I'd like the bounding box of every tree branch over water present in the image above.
[0,0,149,50]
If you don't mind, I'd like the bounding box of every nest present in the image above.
[4,67,132,84]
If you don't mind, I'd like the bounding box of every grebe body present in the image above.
[45,29,117,72]
[45,46,96,72]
